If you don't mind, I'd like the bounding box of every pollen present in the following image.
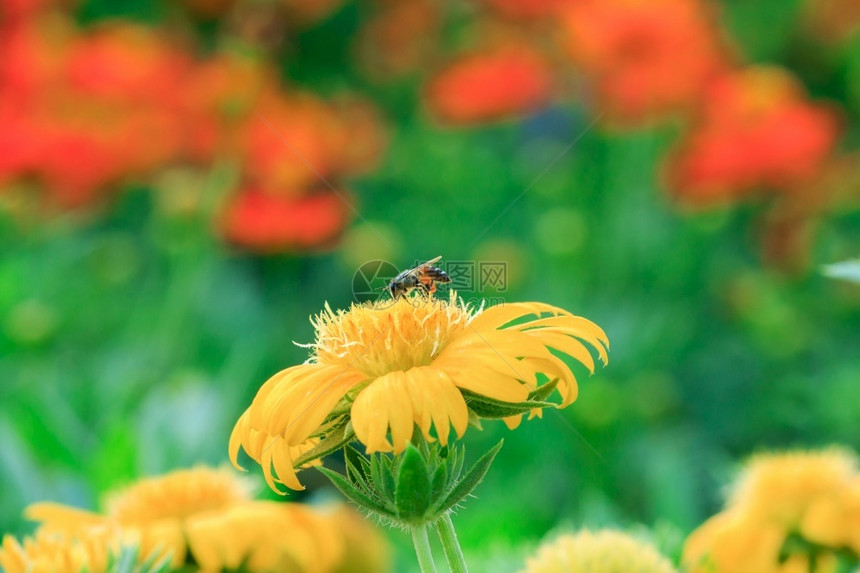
[306,291,478,378]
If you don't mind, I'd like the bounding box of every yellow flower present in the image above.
[728,448,857,547]
[102,466,252,566]
[521,529,676,573]
[27,466,343,572]
[683,448,860,572]
[0,525,120,573]
[230,292,609,491]
[683,510,787,573]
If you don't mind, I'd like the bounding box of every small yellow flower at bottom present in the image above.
[521,529,676,573]
[683,447,860,573]
[0,525,122,573]
[21,466,346,572]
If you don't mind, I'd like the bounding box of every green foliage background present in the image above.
[2,0,860,570]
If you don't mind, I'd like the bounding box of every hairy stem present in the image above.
[411,523,438,573]
[436,513,468,573]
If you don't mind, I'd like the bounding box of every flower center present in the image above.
[307,291,477,378]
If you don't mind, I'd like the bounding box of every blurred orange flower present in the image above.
[424,43,553,124]
[665,66,840,206]
[560,0,727,124]
[220,187,351,252]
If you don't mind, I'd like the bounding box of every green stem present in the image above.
[411,523,438,573]
[436,513,468,573]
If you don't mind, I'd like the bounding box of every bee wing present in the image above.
[401,256,443,277]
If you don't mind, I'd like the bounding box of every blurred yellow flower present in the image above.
[25,466,346,572]
[0,526,120,573]
[230,292,609,491]
[521,529,676,573]
[102,466,252,566]
[728,448,857,547]
[683,448,860,573]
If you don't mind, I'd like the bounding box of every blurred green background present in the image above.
[2,0,860,570]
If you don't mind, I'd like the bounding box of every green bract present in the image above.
[317,438,503,528]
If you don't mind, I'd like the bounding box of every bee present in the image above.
[384,256,451,300]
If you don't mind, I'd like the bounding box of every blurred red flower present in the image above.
[0,20,189,207]
[241,92,388,193]
[560,0,727,125]
[424,43,553,125]
[64,24,191,109]
[220,187,351,252]
[241,93,345,194]
[664,66,840,206]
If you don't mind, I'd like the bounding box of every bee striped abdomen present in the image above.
[423,267,451,283]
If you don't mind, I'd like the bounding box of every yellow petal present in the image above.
[469,303,544,331]
[351,378,393,454]
[248,365,308,428]
[284,369,368,446]
[521,316,609,362]
[434,352,531,402]
[522,330,596,372]
[259,365,345,435]
[0,536,27,573]
[24,502,105,532]
[228,409,251,471]
[271,442,305,491]
[405,366,468,446]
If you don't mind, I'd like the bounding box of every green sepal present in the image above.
[463,393,556,418]
[316,466,397,520]
[344,447,376,499]
[293,422,354,467]
[528,378,560,402]
[344,444,370,481]
[395,444,432,520]
[430,458,449,500]
[433,440,503,515]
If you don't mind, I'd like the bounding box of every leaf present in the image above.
[434,440,503,515]
[317,466,397,520]
[293,423,354,467]
[461,389,557,418]
[394,444,432,520]
[528,378,560,402]
[465,397,556,419]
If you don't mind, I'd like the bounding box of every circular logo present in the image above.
[352,259,400,309]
